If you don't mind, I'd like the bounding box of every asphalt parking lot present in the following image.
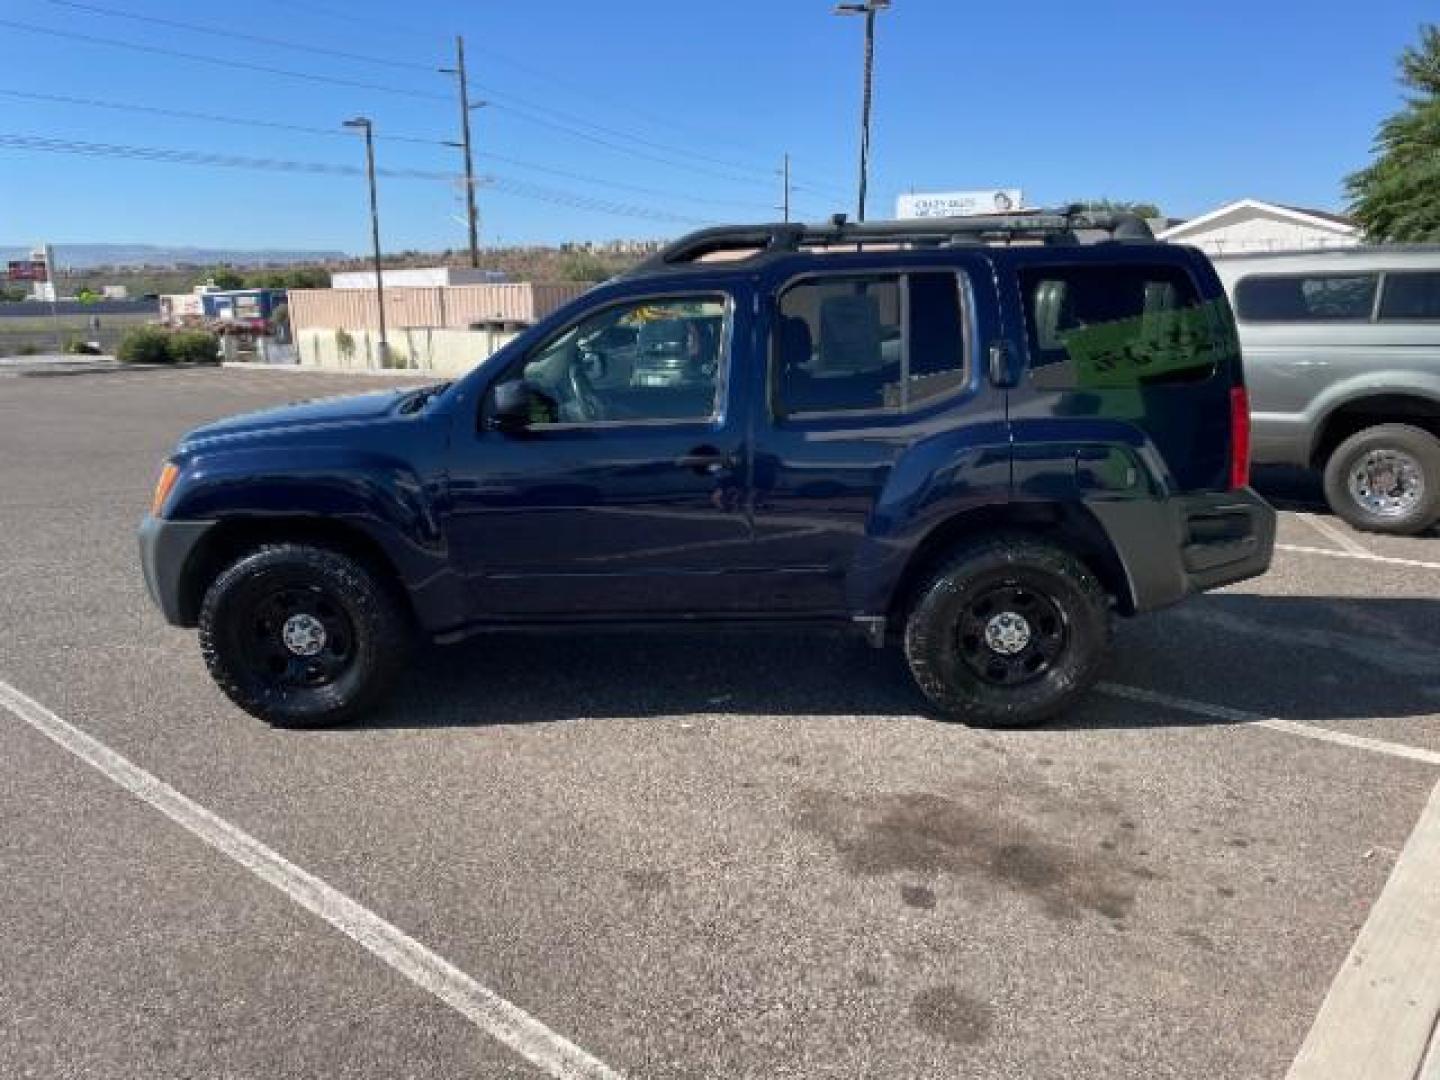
[2,366,1439,1079]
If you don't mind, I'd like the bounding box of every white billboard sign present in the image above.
[897,189,1024,219]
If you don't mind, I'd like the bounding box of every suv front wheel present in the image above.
[198,544,409,727]
[903,536,1110,727]
[1323,423,1440,536]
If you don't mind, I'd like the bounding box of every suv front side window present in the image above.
[491,294,729,426]
[772,271,967,417]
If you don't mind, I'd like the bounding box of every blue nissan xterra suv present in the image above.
[139,210,1275,728]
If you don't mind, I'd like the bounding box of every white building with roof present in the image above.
[1157,198,1361,255]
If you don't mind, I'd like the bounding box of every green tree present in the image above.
[208,268,245,290]
[558,252,611,282]
[284,267,330,289]
[1348,24,1440,241]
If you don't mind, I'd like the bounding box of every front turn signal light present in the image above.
[151,462,179,517]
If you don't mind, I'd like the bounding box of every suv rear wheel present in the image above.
[903,536,1110,727]
[198,544,409,727]
[1323,423,1440,536]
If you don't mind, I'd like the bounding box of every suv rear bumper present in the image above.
[138,515,213,627]
[1087,488,1275,613]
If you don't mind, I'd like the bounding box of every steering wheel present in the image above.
[566,360,607,422]
[577,343,609,382]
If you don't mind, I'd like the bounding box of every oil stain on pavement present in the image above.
[910,985,994,1046]
[794,788,1153,922]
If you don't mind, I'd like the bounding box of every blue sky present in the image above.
[0,0,1431,254]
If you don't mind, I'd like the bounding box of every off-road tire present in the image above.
[903,535,1111,728]
[198,544,409,728]
[1322,423,1440,536]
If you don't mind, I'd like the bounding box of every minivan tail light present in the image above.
[1229,386,1251,490]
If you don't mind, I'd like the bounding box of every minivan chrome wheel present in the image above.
[1324,424,1440,537]
[1347,449,1424,520]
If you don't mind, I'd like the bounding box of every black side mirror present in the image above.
[489,379,537,432]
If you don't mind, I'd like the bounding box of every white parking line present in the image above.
[1276,543,1440,573]
[1098,683,1440,767]
[1286,777,1440,1080]
[0,679,624,1080]
[1296,512,1373,556]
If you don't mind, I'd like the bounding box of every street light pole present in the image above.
[834,0,890,223]
[343,116,389,367]
[441,36,483,268]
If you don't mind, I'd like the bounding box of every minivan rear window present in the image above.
[1234,274,1378,322]
[1379,272,1440,321]
[1020,264,1223,390]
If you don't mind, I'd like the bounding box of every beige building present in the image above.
[286,281,591,374]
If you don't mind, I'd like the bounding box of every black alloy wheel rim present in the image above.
[955,581,1069,686]
[240,586,356,692]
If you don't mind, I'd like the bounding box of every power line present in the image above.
[0,17,449,102]
[1,15,789,192]
[0,133,442,178]
[0,86,789,214]
[255,0,839,182]
[0,88,445,146]
[27,0,845,196]
[0,133,709,225]
[472,150,796,214]
[38,0,436,73]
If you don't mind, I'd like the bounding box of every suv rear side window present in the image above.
[773,271,965,416]
[1379,271,1440,321]
[1234,273,1378,322]
[1020,264,1221,390]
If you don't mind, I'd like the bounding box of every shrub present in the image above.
[17,343,43,356]
[116,326,175,364]
[334,328,356,362]
[168,330,220,364]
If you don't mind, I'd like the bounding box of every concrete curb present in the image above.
[1286,777,1440,1080]
[220,362,441,379]
[7,361,217,378]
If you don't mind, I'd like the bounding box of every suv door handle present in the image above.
[675,448,735,475]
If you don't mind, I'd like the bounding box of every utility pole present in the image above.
[342,116,390,368]
[834,0,890,222]
[441,36,483,268]
[779,152,792,222]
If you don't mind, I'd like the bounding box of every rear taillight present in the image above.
[1229,386,1251,490]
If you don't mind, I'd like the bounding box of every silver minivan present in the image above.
[1213,248,1440,534]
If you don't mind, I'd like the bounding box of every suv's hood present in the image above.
[180,389,409,447]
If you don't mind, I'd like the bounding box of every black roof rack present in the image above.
[625,206,1156,277]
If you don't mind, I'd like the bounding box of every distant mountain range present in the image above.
[0,243,347,269]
